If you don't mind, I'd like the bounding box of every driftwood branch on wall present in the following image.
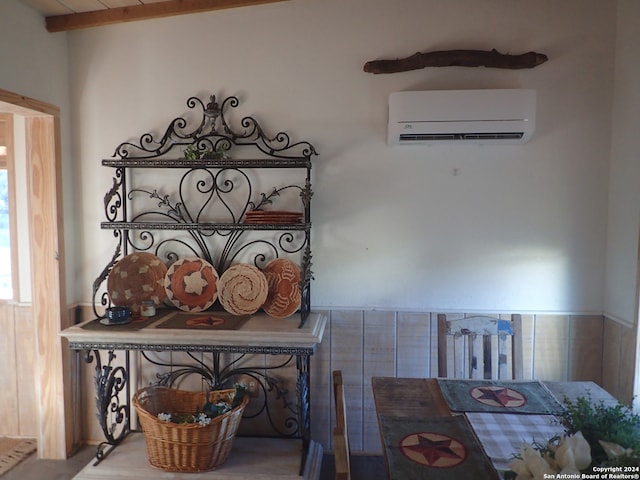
[363,49,548,74]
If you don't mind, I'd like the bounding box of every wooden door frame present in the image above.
[0,88,70,459]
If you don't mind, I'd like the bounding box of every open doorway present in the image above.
[0,88,72,459]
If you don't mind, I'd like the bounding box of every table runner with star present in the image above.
[379,415,500,480]
[437,379,564,414]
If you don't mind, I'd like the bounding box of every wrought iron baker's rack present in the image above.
[85,91,319,467]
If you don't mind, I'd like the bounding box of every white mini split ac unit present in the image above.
[387,89,536,145]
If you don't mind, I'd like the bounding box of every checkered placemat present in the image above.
[465,412,566,474]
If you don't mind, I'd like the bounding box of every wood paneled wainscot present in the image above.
[70,307,632,457]
[0,303,37,437]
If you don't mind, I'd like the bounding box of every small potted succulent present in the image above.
[183,144,230,161]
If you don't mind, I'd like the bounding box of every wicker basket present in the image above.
[133,386,249,472]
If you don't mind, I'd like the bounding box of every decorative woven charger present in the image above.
[164,257,219,312]
[107,252,167,314]
[218,264,268,315]
[262,258,301,318]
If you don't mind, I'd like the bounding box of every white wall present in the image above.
[68,0,618,315]
[0,0,76,303]
[604,0,640,327]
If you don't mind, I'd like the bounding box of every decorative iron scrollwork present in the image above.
[143,351,303,438]
[93,91,316,327]
[113,93,317,160]
[86,350,130,462]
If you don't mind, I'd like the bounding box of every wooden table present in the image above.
[371,377,618,479]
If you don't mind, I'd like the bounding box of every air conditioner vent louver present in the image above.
[399,132,525,142]
[388,89,536,146]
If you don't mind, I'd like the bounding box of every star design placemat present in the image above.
[379,415,500,480]
[437,379,564,414]
[154,311,250,330]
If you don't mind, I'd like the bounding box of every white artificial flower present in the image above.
[508,457,534,479]
[195,413,211,427]
[157,412,172,422]
[555,432,591,471]
[522,445,556,479]
[599,440,632,460]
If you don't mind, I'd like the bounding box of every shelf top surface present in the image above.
[102,158,311,168]
[61,311,326,352]
[100,221,310,230]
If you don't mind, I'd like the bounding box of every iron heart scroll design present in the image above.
[94,92,316,326]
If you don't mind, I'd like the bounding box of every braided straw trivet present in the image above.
[218,264,268,315]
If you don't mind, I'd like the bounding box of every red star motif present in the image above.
[399,432,466,468]
[470,386,526,408]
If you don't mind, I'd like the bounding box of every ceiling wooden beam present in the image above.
[45,0,289,32]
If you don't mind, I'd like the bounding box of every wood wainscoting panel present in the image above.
[0,303,19,435]
[14,304,37,436]
[0,303,38,437]
[569,315,603,383]
[533,315,571,380]
[396,312,433,378]
[601,318,621,397]
[362,310,396,452]
[619,322,636,404]
[329,310,364,451]
[519,314,535,379]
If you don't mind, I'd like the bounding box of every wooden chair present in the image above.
[332,370,351,480]
[437,314,524,380]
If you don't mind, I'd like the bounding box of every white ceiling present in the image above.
[19,0,171,17]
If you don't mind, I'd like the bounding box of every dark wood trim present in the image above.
[45,0,289,32]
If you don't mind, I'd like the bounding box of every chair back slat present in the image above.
[484,336,494,378]
[438,314,523,380]
[471,334,484,379]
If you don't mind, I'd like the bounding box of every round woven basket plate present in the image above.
[164,257,219,312]
[262,258,301,318]
[107,252,167,314]
[218,264,268,315]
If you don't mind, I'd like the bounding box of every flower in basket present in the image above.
[505,394,640,480]
[156,384,247,426]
